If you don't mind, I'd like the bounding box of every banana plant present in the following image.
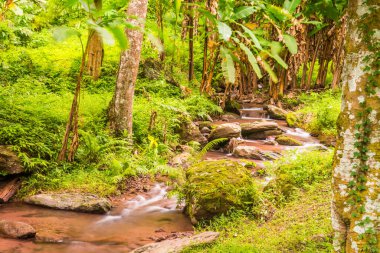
[198,0,300,86]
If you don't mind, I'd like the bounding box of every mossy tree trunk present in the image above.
[108,0,148,138]
[332,0,379,252]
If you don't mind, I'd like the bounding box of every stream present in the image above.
[0,104,324,253]
[0,184,193,253]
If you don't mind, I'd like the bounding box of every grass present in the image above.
[183,150,334,253]
[284,90,341,139]
[183,181,332,253]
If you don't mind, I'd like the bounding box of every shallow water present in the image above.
[0,184,193,253]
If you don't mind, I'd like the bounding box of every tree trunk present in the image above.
[156,0,165,61]
[108,0,149,138]
[58,37,90,162]
[86,0,103,80]
[332,0,379,252]
[188,0,194,83]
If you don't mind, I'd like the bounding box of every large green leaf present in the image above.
[283,34,298,54]
[217,21,232,41]
[233,38,262,78]
[241,25,262,50]
[269,42,288,69]
[174,0,181,22]
[107,26,128,49]
[232,6,256,20]
[53,27,81,42]
[267,5,292,22]
[262,60,278,83]
[220,46,236,84]
[94,26,115,45]
[283,0,301,14]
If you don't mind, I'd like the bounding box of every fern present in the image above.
[196,138,229,160]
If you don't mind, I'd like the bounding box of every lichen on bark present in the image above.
[332,0,380,252]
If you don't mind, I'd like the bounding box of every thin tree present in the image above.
[332,0,379,252]
[108,0,149,138]
[188,0,194,82]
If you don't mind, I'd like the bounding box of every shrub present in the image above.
[265,150,333,203]
[294,91,341,137]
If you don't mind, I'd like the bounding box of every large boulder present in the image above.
[25,193,112,214]
[275,135,303,146]
[0,146,24,176]
[178,116,207,145]
[169,152,193,168]
[232,146,281,161]
[0,220,36,239]
[131,232,220,253]
[241,122,280,135]
[184,160,260,224]
[264,105,288,120]
[208,123,241,141]
[232,146,263,160]
[245,129,283,140]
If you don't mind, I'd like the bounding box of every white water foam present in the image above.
[96,184,177,224]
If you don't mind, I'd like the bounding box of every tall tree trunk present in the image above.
[108,0,149,138]
[200,0,218,94]
[188,0,194,82]
[156,0,165,61]
[86,0,103,80]
[332,0,379,252]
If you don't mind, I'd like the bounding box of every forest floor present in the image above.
[184,180,332,253]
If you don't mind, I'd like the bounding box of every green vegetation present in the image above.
[0,29,220,196]
[184,160,260,223]
[265,150,333,204]
[184,150,334,253]
[3,0,377,252]
[284,90,341,139]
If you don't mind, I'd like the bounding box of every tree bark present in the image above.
[108,0,149,138]
[188,0,195,82]
[86,0,103,80]
[332,0,379,252]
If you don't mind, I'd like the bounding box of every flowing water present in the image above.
[1,104,324,253]
[204,104,324,165]
[0,184,193,253]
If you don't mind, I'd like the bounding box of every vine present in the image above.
[346,1,379,252]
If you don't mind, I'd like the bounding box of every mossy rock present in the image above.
[275,135,303,146]
[285,113,298,127]
[184,160,260,224]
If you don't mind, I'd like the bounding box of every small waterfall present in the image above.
[96,184,178,224]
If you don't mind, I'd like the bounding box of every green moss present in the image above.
[286,112,298,127]
[184,160,260,223]
[275,135,302,146]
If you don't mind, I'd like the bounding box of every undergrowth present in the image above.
[284,90,341,139]
[183,150,334,253]
[0,28,220,196]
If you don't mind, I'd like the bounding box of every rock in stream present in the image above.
[131,231,220,253]
[0,220,36,239]
[25,193,111,214]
